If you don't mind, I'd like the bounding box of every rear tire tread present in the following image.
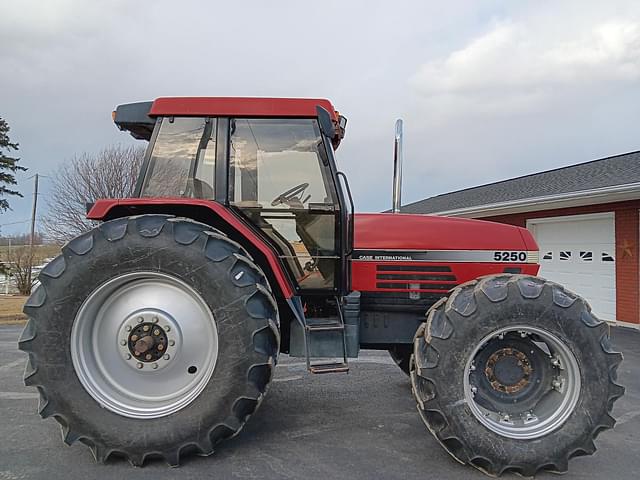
[19,215,280,467]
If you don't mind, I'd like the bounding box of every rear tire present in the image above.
[18,215,280,466]
[411,274,624,476]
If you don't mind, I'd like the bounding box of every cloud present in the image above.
[410,18,640,114]
[3,1,640,231]
[399,7,640,207]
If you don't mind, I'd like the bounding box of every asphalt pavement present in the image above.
[0,324,638,479]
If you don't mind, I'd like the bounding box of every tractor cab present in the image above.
[114,98,352,296]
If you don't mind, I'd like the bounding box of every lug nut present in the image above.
[152,316,159,323]
[551,357,560,367]
[503,414,510,422]
[169,340,175,346]
[154,329,160,336]
[137,317,144,323]
[164,325,171,332]
[470,386,477,395]
[152,363,159,370]
[126,354,132,360]
[136,363,143,369]
[520,331,528,338]
[120,339,127,346]
[163,354,170,361]
[125,325,132,332]
[143,325,150,332]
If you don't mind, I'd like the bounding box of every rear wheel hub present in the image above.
[117,312,177,371]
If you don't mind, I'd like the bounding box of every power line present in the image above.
[0,219,31,227]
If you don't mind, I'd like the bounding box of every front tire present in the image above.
[410,274,624,476]
[18,215,280,466]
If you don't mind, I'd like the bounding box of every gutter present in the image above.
[426,182,640,218]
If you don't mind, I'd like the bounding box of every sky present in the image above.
[2,0,640,235]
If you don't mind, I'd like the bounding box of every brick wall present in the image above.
[615,208,639,323]
[480,200,640,324]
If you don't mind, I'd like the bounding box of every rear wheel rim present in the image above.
[71,271,218,419]
[463,325,581,439]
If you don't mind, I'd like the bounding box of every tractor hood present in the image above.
[354,213,537,252]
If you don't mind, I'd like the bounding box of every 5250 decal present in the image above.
[494,251,527,262]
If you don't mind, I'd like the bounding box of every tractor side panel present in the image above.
[352,260,539,293]
[87,198,295,299]
[351,213,540,346]
[353,260,539,346]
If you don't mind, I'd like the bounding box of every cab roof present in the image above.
[113,97,340,141]
[149,97,338,120]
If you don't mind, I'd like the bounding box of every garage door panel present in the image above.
[529,214,616,321]
[534,218,614,244]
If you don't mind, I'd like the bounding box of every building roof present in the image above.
[401,150,640,217]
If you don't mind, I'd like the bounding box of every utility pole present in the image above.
[27,173,39,292]
[4,237,10,294]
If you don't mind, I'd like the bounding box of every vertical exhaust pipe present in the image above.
[392,119,403,213]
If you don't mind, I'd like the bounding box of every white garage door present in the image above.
[527,213,616,321]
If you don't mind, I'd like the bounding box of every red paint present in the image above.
[87,198,295,298]
[149,97,338,120]
[354,213,536,251]
[481,199,640,324]
[352,213,539,294]
[88,202,541,302]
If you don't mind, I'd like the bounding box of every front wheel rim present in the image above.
[71,271,218,419]
[463,325,581,439]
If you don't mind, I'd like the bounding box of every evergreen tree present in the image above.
[0,117,27,212]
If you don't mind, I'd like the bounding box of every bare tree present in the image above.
[7,245,40,294]
[43,144,145,243]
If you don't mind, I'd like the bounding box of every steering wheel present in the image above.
[271,182,310,207]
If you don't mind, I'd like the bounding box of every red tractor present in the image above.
[20,97,623,476]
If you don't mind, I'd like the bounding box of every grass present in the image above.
[0,244,61,261]
[0,295,28,324]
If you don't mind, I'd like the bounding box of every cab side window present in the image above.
[229,118,339,290]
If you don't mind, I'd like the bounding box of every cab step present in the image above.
[305,322,345,332]
[309,362,350,374]
[302,297,350,375]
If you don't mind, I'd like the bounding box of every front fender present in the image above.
[87,198,295,299]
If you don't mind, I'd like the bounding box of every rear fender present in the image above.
[87,198,295,300]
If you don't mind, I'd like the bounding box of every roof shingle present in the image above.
[401,150,640,214]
